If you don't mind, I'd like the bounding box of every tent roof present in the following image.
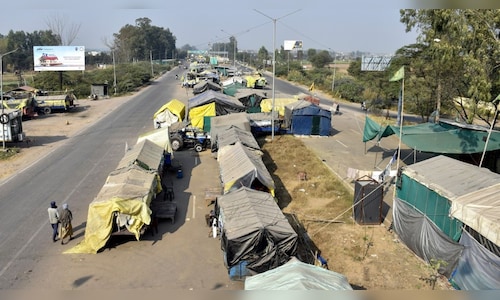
[188,90,244,109]
[451,183,500,246]
[192,80,222,94]
[117,139,164,171]
[210,112,251,144]
[8,85,36,92]
[217,141,275,195]
[217,126,260,150]
[363,116,500,154]
[284,100,332,125]
[153,99,185,121]
[92,165,157,205]
[403,155,500,200]
[233,89,267,100]
[244,257,353,290]
[404,155,500,246]
[136,126,172,153]
[217,187,295,241]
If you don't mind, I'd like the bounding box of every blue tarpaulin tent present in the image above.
[284,100,332,136]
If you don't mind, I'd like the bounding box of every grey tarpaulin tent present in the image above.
[244,257,353,290]
[209,112,251,149]
[116,139,164,172]
[217,141,275,195]
[216,187,298,274]
[216,125,260,151]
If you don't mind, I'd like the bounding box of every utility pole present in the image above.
[254,9,301,140]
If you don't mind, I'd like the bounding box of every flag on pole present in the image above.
[389,66,404,82]
[308,82,315,91]
[389,150,398,165]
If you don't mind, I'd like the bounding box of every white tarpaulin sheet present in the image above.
[450,183,500,247]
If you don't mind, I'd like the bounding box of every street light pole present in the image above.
[254,9,301,140]
[1,48,18,150]
[221,29,237,68]
[112,50,117,95]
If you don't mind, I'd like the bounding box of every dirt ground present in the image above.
[258,136,453,291]
[1,85,452,291]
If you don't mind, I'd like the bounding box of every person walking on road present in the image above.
[59,203,73,245]
[47,201,59,242]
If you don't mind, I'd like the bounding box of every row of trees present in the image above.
[278,9,500,127]
[344,10,500,126]
[2,11,499,126]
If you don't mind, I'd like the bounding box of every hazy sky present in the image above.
[2,1,423,55]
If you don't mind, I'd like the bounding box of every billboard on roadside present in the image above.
[33,46,85,71]
[284,40,303,51]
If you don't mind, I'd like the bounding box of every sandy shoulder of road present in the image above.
[1,95,133,182]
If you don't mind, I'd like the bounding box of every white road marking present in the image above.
[192,195,196,219]
[336,140,348,148]
[0,148,112,278]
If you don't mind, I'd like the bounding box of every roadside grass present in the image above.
[257,134,447,290]
[259,134,353,223]
[0,147,20,160]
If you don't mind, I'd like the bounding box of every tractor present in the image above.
[170,126,210,152]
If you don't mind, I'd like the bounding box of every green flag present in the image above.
[389,66,404,82]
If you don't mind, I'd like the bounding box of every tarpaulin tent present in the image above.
[222,81,246,97]
[136,126,173,155]
[284,100,332,136]
[153,99,185,128]
[188,90,245,130]
[362,116,500,153]
[217,141,275,196]
[192,80,222,95]
[260,97,296,117]
[246,111,281,135]
[234,90,267,113]
[65,165,158,254]
[244,257,353,290]
[449,183,500,247]
[395,155,500,281]
[216,187,298,274]
[117,139,164,172]
[449,230,500,290]
[210,112,251,148]
[392,197,464,277]
[398,155,500,241]
[216,126,260,151]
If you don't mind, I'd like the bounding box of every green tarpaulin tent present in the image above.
[362,116,500,154]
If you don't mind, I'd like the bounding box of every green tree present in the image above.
[400,9,500,125]
[257,46,269,68]
[307,48,317,60]
[113,17,176,63]
[310,50,332,69]
[3,30,59,71]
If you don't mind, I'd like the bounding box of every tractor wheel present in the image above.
[171,136,183,151]
[194,143,203,152]
[43,107,52,114]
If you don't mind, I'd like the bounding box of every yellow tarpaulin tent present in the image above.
[153,98,186,121]
[65,165,158,254]
[260,98,297,117]
[188,102,216,129]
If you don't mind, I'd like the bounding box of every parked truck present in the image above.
[34,91,77,114]
[0,108,25,143]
